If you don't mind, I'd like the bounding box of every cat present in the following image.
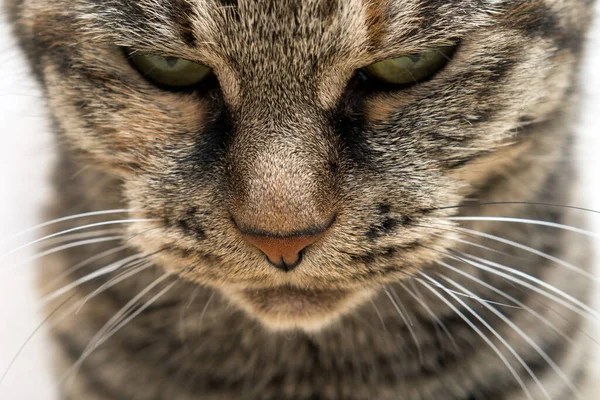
[4,0,599,398]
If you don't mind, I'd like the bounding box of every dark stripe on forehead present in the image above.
[364,0,389,49]
[216,0,238,6]
[415,0,497,30]
[166,0,199,47]
[501,0,561,37]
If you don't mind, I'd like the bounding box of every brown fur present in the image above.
[5,0,598,398]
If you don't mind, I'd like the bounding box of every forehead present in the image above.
[83,0,500,59]
[75,0,504,106]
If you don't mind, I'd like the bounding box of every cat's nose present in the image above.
[240,227,328,272]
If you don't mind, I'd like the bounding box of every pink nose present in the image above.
[241,232,324,272]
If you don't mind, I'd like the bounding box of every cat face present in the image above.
[10,0,587,330]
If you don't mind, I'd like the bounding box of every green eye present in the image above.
[364,46,454,85]
[129,53,212,88]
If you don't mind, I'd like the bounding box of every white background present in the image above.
[1,4,600,400]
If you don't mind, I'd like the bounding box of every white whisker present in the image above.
[2,236,125,274]
[432,202,600,214]
[436,260,575,345]
[451,226,599,283]
[76,261,153,313]
[43,244,131,291]
[443,235,513,256]
[442,276,581,399]
[105,280,177,340]
[369,297,389,332]
[62,273,173,387]
[383,287,424,364]
[0,293,76,385]
[455,252,600,321]
[447,216,600,239]
[40,253,145,305]
[1,218,158,259]
[420,273,548,399]
[179,286,203,347]
[4,209,135,241]
[413,265,522,309]
[416,277,535,400]
[32,229,124,251]
[398,280,459,350]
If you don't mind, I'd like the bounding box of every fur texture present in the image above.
[5,0,598,398]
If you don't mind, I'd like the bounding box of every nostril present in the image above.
[240,232,324,272]
[265,249,305,272]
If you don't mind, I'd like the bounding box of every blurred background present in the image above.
[1,4,600,400]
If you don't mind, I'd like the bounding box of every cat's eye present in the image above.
[364,46,454,86]
[129,53,212,88]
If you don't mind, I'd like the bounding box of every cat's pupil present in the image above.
[407,54,421,63]
[164,57,179,68]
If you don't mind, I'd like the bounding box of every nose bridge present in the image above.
[229,111,335,235]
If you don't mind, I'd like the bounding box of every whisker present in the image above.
[178,287,204,348]
[196,291,215,328]
[29,228,124,251]
[382,287,424,364]
[451,226,600,283]
[416,241,598,339]
[442,276,581,399]
[369,297,389,332]
[1,218,159,259]
[0,293,76,385]
[421,273,551,400]
[3,209,135,241]
[447,216,600,239]
[412,223,513,257]
[416,277,535,400]
[62,273,174,387]
[2,236,126,274]
[40,227,161,291]
[40,259,157,332]
[75,261,154,313]
[455,252,600,321]
[40,253,145,305]
[426,201,600,214]
[397,280,459,351]
[435,260,576,345]
[1,252,161,386]
[104,280,178,340]
[441,235,517,257]
[43,244,131,291]
[412,265,522,309]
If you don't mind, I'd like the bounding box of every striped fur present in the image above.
[5,0,598,398]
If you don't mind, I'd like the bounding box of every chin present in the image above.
[222,285,376,332]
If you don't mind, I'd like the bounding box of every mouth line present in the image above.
[157,241,418,289]
[232,285,353,315]
[240,284,349,296]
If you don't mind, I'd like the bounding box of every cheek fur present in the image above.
[44,61,211,175]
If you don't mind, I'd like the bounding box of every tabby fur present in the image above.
[5,0,598,398]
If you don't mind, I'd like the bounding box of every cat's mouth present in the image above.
[223,285,376,331]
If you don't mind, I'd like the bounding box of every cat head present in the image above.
[8,0,590,330]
